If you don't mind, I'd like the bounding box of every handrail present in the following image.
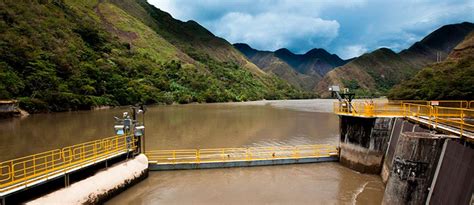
[387,100,469,108]
[334,101,474,139]
[0,135,137,192]
[145,144,338,164]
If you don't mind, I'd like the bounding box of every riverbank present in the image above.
[0,100,29,118]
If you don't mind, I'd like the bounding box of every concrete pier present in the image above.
[339,116,394,174]
[382,132,444,205]
[26,154,148,205]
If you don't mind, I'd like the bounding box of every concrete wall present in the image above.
[381,119,431,183]
[340,115,474,204]
[427,140,474,205]
[0,103,16,112]
[382,132,444,205]
[339,116,394,174]
[149,156,339,171]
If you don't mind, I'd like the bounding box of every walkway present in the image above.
[146,145,339,170]
[0,135,136,198]
[334,100,474,140]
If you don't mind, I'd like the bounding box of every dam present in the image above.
[0,99,472,204]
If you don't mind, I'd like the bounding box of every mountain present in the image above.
[234,43,319,90]
[315,22,474,97]
[234,43,346,91]
[273,48,346,76]
[0,0,308,112]
[110,0,263,74]
[388,31,474,100]
[399,22,474,67]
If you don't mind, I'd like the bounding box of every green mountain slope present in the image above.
[234,43,319,91]
[0,0,307,112]
[110,0,263,74]
[388,32,474,100]
[315,22,474,97]
[316,48,418,97]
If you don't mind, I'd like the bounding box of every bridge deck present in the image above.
[406,116,474,139]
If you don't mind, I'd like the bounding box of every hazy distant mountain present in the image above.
[234,44,319,90]
[234,43,345,91]
[389,31,474,100]
[316,22,474,97]
[273,48,346,76]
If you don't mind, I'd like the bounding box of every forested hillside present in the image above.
[0,0,308,113]
[315,22,474,97]
[388,32,474,100]
[234,43,346,91]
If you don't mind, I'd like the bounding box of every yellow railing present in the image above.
[388,100,469,108]
[146,144,338,164]
[0,135,136,193]
[334,101,474,138]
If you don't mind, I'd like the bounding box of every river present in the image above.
[0,99,384,204]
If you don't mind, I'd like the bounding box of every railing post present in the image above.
[221,149,225,161]
[246,148,251,161]
[417,105,420,121]
[23,161,26,179]
[93,143,97,162]
[429,106,433,126]
[81,145,85,161]
[172,151,176,164]
[293,147,299,159]
[33,156,36,176]
[51,152,55,169]
[196,149,200,163]
[460,110,464,137]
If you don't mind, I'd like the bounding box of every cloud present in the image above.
[148,0,474,59]
[209,12,340,52]
[338,45,368,59]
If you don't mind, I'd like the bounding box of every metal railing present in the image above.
[0,135,136,193]
[388,100,469,109]
[334,101,474,138]
[146,144,338,164]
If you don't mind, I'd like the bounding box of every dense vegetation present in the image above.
[389,31,474,100]
[0,0,310,113]
[316,22,474,98]
[389,57,474,100]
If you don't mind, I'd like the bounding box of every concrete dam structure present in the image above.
[336,100,474,204]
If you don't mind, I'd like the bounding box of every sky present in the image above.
[148,0,474,59]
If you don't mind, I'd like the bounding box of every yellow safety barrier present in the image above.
[146,144,338,164]
[387,100,469,108]
[0,135,137,193]
[334,101,474,139]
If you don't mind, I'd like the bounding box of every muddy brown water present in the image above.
[0,99,384,204]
